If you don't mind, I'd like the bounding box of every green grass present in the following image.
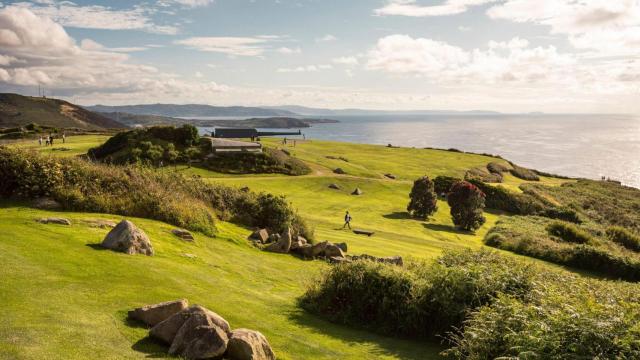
[1,135,580,359]
[10,135,111,157]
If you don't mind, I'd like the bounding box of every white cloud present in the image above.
[159,0,215,8]
[458,25,472,31]
[175,36,287,56]
[316,34,337,42]
[277,64,333,73]
[332,56,359,65]
[375,0,499,17]
[11,0,179,34]
[0,7,229,98]
[488,37,529,49]
[277,46,301,54]
[195,71,203,78]
[487,0,640,55]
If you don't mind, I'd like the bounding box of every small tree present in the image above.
[447,181,486,231]
[184,147,200,168]
[164,143,179,168]
[407,176,438,219]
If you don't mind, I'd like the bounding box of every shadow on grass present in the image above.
[286,309,444,360]
[423,223,472,235]
[85,243,109,251]
[124,315,169,358]
[382,211,412,220]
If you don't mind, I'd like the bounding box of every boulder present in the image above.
[267,233,280,244]
[128,299,189,327]
[172,228,194,241]
[310,241,329,257]
[101,220,154,256]
[328,183,341,190]
[322,244,345,258]
[333,168,346,175]
[250,229,270,244]
[150,305,231,345]
[264,228,292,254]
[329,256,352,265]
[351,188,363,195]
[336,242,348,252]
[290,236,308,251]
[293,244,314,258]
[32,197,62,210]
[227,329,276,360]
[168,318,228,359]
[37,217,71,225]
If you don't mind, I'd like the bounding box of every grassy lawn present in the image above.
[9,134,111,157]
[1,135,576,359]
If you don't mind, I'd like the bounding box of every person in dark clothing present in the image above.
[343,211,352,229]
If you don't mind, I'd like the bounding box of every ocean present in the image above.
[199,114,640,188]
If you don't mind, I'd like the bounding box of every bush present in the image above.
[468,179,545,215]
[464,167,502,183]
[486,161,510,174]
[607,226,640,252]
[447,181,486,231]
[407,176,438,219]
[434,175,460,195]
[300,249,534,339]
[205,148,311,176]
[509,163,540,181]
[547,221,594,244]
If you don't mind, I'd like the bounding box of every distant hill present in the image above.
[262,105,502,116]
[87,104,298,117]
[0,93,125,130]
[99,112,338,128]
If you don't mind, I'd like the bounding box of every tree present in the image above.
[447,181,486,231]
[164,143,179,168]
[184,147,200,168]
[130,147,143,163]
[145,144,163,167]
[407,176,438,219]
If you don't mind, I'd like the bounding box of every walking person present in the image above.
[49,136,54,146]
[62,133,66,144]
[38,137,42,146]
[342,211,352,229]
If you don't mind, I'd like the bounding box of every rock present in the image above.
[168,317,228,359]
[183,253,197,259]
[290,236,307,251]
[310,241,329,257]
[333,168,346,175]
[351,188,363,195]
[84,219,117,229]
[240,186,250,192]
[150,305,231,345]
[384,173,397,180]
[227,329,276,360]
[336,242,348,252]
[37,217,71,225]
[128,299,189,327]
[348,254,404,266]
[264,228,292,254]
[101,220,154,256]
[293,244,314,258]
[267,233,280,244]
[322,244,345,258]
[250,229,270,244]
[329,256,352,265]
[32,197,62,210]
[381,255,404,266]
[172,228,194,241]
[328,183,341,190]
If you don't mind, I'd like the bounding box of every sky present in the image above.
[0,0,639,113]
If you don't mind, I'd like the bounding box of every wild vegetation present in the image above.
[407,176,438,219]
[204,148,311,176]
[447,181,486,231]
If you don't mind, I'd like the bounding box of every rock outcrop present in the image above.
[227,329,276,360]
[101,220,154,256]
[328,183,341,190]
[151,305,231,345]
[172,228,194,241]
[128,299,188,327]
[351,188,363,195]
[249,229,270,244]
[37,217,71,225]
[264,228,292,254]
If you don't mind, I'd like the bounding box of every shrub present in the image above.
[607,226,640,252]
[434,175,460,195]
[300,249,534,339]
[486,161,510,174]
[407,176,438,219]
[464,167,502,183]
[447,181,486,231]
[509,163,540,181]
[468,179,545,215]
[546,221,594,244]
[204,148,311,176]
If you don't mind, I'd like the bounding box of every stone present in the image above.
[351,188,363,195]
[329,256,352,265]
[310,241,329,257]
[226,329,276,360]
[290,236,308,251]
[37,217,71,225]
[250,229,270,244]
[101,220,154,256]
[172,228,194,241]
[264,228,292,254]
[32,197,62,210]
[240,186,250,192]
[333,168,346,175]
[322,244,345,258]
[183,253,197,259]
[293,244,314,258]
[267,233,280,244]
[384,173,397,180]
[150,305,231,345]
[128,299,189,327]
[336,242,348,252]
[168,318,228,359]
[328,183,341,190]
[348,254,404,266]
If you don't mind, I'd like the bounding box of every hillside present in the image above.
[0,93,125,130]
[99,113,338,128]
[87,104,298,117]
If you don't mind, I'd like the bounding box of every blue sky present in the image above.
[0,0,639,113]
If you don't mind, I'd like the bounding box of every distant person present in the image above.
[62,133,66,143]
[283,138,287,145]
[49,136,54,146]
[38,137,42,146]
[293,140,297,147]
[342,211,352,229]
